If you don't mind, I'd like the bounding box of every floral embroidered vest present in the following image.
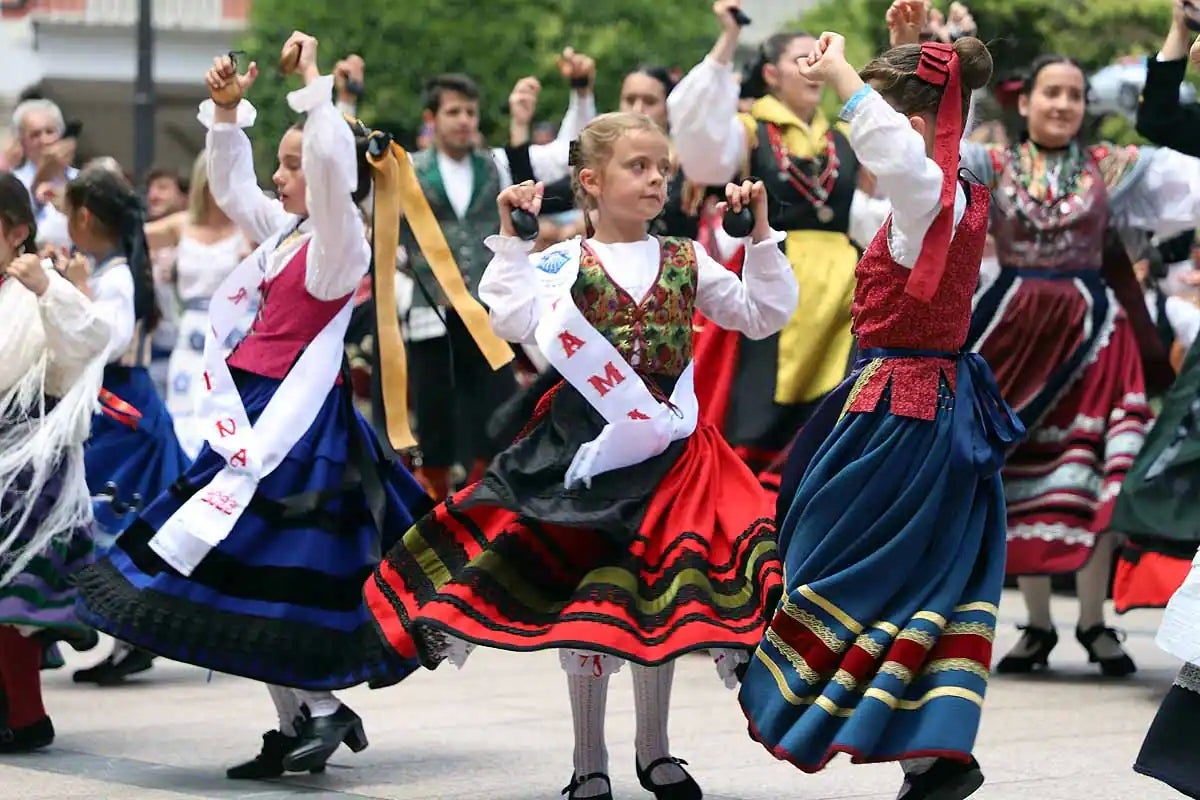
[571,237,698,377]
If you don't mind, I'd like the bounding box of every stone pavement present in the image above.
[0,591,1187,799]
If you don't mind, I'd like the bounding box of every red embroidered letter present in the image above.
[558,330,586,358]
[627,409,651,420]
[215,418,237,438]
[587,362,625,397]
[227,287,249,305]
[228,449,248,468]
[200,489,239,515]
[203,371,212,391]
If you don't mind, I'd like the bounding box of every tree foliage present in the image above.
[788,0,1178,142]
[238,0,720,175]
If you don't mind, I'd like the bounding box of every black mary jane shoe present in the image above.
[1076,624,1137,677]
[72,647,155,685]
[994,625,1057,674]
[562,772,613,800]
[226,729,328,779]
[898,756,985,800]
[281,704,368,773]
[636,756,703,800]
[0,716,55,753]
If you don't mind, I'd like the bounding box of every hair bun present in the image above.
[953,37,993,92]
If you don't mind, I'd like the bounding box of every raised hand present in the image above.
[206,53,259,108]
[717,179,770,241]
[713,0,745,35]
[497,180,545,238]
[335,54,366,99]
[886,0,929,46]
[282,31,320,84]
[797,32,847,84]
[508,77,541,126]
[557,48,596,90]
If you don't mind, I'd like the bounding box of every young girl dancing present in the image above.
[0,173,109,750]
[59,166,189,686]
[737,33,1022,800]
[367,111,798,799]
[76,32,431,778]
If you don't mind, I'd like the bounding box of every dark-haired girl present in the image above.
[669,0,888,481]
[890,4,1200,676]
[738,31,1016,800]
[0,173,110,751]
[60,165,190,686]
[75,32,431,779]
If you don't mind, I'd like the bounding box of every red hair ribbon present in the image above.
[905,41,963,303]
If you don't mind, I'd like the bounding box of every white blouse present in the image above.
[200,75,370,302]
[87,258,136,364]
[477,231,799,347]
[668,56,885,247]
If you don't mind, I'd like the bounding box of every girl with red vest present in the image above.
[738,32,1022,800]
[75,32,432,780]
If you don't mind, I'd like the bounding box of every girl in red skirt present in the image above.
[366,111,797,799]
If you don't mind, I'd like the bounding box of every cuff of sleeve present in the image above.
[484,234,537,254]
[748,228,787,248]
[197,99,257,130]
[36,268,72,306]
[839,86,876,122]
[288,75,336,114]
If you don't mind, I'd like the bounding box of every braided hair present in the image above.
[65,167,159,330]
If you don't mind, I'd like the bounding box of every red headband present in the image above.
[905,41,963,303]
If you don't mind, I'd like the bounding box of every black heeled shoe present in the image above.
[0,716,54,753]
[562,772,613,800]
[636,756,702,800]
[995,625,1057,674]
[226,729,326,779]
[1076,624,1137,677]
[898,756,984,800]
[281,704,368,773]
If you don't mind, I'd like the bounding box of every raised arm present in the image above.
[1137,9,1200,156]
[199,55,290,244]
[667,1,748,186]
[1112,145,1200,240]
[144,210,186,251]
[281,34,372,302]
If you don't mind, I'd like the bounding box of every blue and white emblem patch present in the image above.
[537,249,571,275]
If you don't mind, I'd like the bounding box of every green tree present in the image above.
[237,0,720,175]
[790,0,1178,142]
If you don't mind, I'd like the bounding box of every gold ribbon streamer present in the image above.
[366,138,514,452]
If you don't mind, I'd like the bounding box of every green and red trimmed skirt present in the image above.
[366,377,781,666]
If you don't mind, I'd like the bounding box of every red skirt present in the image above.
[1002,316,1151,575]
[366,419,780,665]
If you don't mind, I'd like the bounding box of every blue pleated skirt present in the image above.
[86,365,190,538]
[76,369,433,690]
[738,364,1010,771]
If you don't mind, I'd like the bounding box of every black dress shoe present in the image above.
[636,756,702,800]
[995,625,1057,674]
[72,647,155,685]
[561,772,613,800]
[899,756,984,800]
[1076,624,1137,677]
[281,704,367,773]
[227,730,326,779]
[0,716,55,753]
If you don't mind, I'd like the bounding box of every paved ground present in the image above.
[0,591,1186,799]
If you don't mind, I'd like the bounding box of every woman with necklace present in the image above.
[668,0,887,479]
[888,2,1200,677]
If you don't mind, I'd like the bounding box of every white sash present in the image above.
[532,243,698,489]
[148,233,353,575]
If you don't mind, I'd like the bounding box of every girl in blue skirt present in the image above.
[737,28,1024,800]
[64,166,190,685]
[76,31,431,779]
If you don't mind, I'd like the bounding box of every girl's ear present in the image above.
[578,167,601,198]
[762,62,780,91]
[6,223,30,253]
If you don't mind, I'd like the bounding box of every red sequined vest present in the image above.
[571,238,698,378]
[847,180,990,419]
[226,241,352,379]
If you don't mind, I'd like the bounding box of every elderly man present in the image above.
[11,97,77,249]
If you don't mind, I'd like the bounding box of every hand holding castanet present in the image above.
[207,52,259,108]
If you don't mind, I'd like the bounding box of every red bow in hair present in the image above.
[905,41,963,303]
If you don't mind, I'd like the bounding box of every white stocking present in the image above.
[266,684,303,736]
[632,661,686,785]
[566,672,610,798]
[293,689,341,718]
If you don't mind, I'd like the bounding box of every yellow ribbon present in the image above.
[366,137,514,452]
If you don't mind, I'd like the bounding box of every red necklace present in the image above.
[765,123,839,223]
